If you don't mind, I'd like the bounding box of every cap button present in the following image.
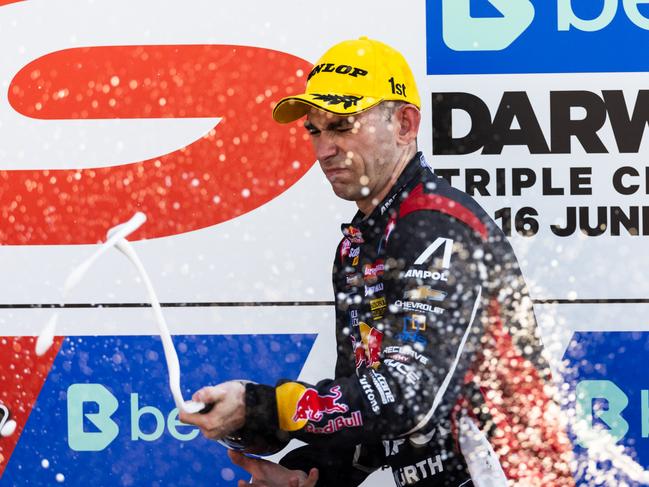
[358,36,369,40]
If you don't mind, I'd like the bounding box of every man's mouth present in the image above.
[324,168,349,179]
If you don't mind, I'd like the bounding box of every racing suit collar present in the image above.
[341,151,430,236]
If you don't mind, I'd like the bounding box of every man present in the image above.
[180,37,574,486]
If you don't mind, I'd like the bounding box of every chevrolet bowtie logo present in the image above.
[404,286,448,302]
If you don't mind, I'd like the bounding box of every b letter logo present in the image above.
[67,384,119,452]
[442,0,534,51]
[67,383,199,451]
[574,380,630,447]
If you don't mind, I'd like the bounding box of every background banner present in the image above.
[0,0,647,485]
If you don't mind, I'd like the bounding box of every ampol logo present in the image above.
[427,0,649,74]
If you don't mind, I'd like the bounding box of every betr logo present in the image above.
[442,0,535,51]
[442,0,649,52]
[558,0,649,32]
[67,384,198,452]
[67,384,119,451]
[574,380,634,448]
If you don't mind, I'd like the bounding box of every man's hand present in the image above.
[178,381,246,440]
[228,450,319,487]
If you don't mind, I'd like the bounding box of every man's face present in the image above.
[304,104,400,207]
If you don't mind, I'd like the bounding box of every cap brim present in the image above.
[272,93,381,123]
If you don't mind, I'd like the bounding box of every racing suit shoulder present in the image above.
[377,201,490,437]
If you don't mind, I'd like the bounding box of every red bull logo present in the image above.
[353,336,367,369]
[352,323,384,369]
[304,411,363,434]
[292,386,349,422]
[343,225,364,243]
[340,239,351,260]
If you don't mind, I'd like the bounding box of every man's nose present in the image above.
[314,133,338,162]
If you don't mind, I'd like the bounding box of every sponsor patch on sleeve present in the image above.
[277,383,350,432]
[370,296,387,319]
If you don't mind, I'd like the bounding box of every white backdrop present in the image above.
[0,1,647,485]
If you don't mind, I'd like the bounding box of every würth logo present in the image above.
[307,63,368,81]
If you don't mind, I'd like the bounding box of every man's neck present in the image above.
[356,147,417,216]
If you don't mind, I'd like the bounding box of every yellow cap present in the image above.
[272,37,420,123]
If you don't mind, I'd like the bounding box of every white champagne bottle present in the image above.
[458,414,508,487]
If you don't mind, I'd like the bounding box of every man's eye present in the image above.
[336,127,352,133]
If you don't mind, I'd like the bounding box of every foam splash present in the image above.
[111,238,202,414]
[35,314,58,358]
[182,400,207,414]
[35,211,201,414]
[572,418,649,484]
[65,212,146,295]
[0,419,17,437]
[35,212,147,357]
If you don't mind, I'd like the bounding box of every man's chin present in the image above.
[329,184,359,202]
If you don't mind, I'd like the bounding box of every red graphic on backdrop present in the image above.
[0,337,63,476]
[4,45,314,244]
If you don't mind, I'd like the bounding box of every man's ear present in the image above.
[395,104,421,145]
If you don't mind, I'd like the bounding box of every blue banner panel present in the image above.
[563,331,649,486]
[2,334,316,486]
[426,0,649,74]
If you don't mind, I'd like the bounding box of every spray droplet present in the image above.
[0,419,17,437]
[220,468,235,481]
[35,314,58,356]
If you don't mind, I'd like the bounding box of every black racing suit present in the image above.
[245,153,574,486]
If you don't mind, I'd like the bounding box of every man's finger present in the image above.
[228,449,259,474]
[192,385,226,404]
[177,410,204,427]
[178,408,215,428]
[306,468,319,485]
[244,477,267,487]
[228,449,246,466]
[178,386,228,426]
